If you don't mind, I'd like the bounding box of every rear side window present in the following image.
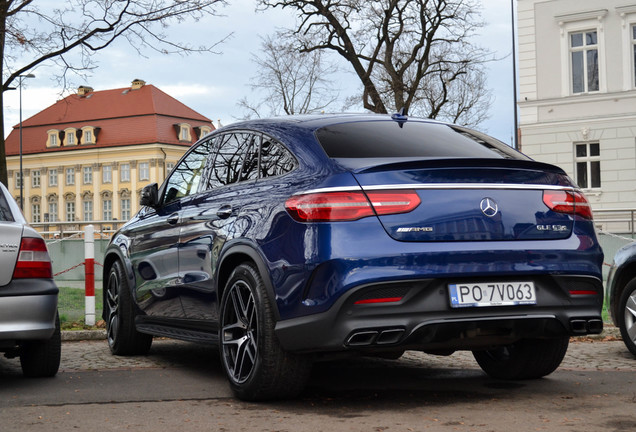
[260,136,297,178]
[0,191,15,222]
[315,121,528,160]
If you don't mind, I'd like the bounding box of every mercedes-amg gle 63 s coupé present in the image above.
[103,114,604,400]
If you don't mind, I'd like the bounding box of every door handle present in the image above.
[217,205,232,219]
[167,213,180,225]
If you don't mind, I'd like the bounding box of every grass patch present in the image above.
[58,286,104,330]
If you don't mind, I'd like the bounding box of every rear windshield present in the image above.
[315,121,528,160]
[0,191,15,222]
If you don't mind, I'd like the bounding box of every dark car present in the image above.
[606,243,636,355]
[103,114,604,400]
[0,181,60,377]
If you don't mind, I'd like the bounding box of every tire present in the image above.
[220,263,311,401]
[105,260,153,356]
[20,312,61,378]
[617,278,636,356]
[472,336,569,380]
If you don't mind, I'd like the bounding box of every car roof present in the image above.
[218,113,444,132]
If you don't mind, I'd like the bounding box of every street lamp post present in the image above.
[18,73,35,210]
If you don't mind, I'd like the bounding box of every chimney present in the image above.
[131,79,146,90]
[77,86,94,96]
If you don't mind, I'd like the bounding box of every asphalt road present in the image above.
[1,338,636,432]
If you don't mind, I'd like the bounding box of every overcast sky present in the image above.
[3,0,517,145]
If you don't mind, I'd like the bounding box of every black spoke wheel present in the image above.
[473,336,569,380]
[220,263,311,401]
[105,260,152,356]
[222,279,258,384]
[618,278,636,356]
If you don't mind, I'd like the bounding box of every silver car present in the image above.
[0,181,60,377]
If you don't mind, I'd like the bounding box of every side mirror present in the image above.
[140,183,159,208]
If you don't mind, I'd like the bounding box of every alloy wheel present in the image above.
[106,269,120,348]
[624,290,636,345]
[221,280,258,384]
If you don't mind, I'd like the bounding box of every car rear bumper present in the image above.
[274,274,603,354]
[0,279,59,341]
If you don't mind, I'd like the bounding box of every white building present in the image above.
[517,0,636,225]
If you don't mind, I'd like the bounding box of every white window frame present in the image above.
[32,170,41,188]
[48,202,58,222]
[49,169,58,186]
[574,142,601,190]
[47,130,59,147]
[617,6,636,90]
[103,199,112,220]
[138,162,150,181]
[83,200,93,221]
[569,30,599,94]
[102,165,112,184]
[65,130,76,145]
[121,198,131,220]
[66,167,75,185]
[83,166,93,185]
[66,201,76,222]
[15,171,22,188]
[32,203,41,223]
[557,10,607,97]
[120,163,130,182]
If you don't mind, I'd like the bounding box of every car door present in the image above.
[178,132,260,321]
[128,138,213,318]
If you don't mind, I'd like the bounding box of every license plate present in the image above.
[449,281,536,308]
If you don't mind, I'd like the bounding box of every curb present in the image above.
[62,329,107,341]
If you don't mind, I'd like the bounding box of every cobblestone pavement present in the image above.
[54,328,636,373]
[2,328,634,374]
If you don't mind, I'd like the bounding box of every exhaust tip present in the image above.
[346,331,378,347]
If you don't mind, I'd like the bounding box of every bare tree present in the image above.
[257,0,492,125]
[0,0,228,185]
[238,34,339,119]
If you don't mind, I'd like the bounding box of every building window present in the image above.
[47,130,59,147]
[121,198,131,220]
[575,142,601,189]
[570,30,599,94]
[32,204,41,223]
[66,201,76,222]
[103,199,112,220]
[103,165,112,183]
[84,130,92,143]
[15,171,22,188]
[83,200,93,221]
[49,169,58,187]
[48,202,58,222]
[139,162,150,181]
[32,170,41,188]
[166,162,175,173]
[120,163,130,182]
[66,167,75,185]
[83,166,93,185]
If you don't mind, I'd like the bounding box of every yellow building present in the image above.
[5,79,214,235]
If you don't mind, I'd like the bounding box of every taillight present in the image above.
[13,237,53,279]
[543,190,593,220]
[285,190,420,222]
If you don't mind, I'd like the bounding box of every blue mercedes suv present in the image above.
[103,114,604,400]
